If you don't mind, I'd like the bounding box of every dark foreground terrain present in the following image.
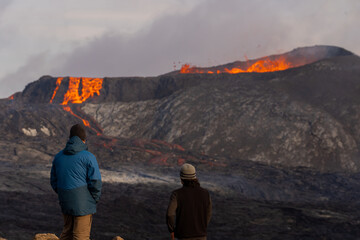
[2,184,360,240]
[1,157,360,240]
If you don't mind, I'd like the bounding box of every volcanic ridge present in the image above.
[1,45,360,239]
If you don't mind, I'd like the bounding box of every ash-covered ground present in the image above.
[1,153,360,240]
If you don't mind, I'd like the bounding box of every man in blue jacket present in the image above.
[51,124,102,240]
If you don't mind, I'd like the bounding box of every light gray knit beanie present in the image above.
[180,163,197,180]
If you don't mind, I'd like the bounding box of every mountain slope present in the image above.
[81,54,360,171]
[2,45,360,239]
[2,46,360,172]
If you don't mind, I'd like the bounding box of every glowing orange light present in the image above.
[180,56,294,74]
[62,77,103,105]
[62,106,101,135]
[50,77,103,135]
[50,77,63,103]
[179,64,192,73]
[62,106,90,127]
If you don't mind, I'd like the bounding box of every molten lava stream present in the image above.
[62,106,101,135]
[50,77,104,136]
[50,77,63,103]
[180,56,293,74]
[62,77,103,105]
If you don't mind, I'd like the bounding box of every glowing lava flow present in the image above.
[62,106,90,127]
[62,77,103,105]
[50,77,63,103]
[180,56,293,74]
[50,77,103,135]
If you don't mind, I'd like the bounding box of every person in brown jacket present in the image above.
[166,163,212,240]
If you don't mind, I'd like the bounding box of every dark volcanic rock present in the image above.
[82,54,360,172]
[19,74,210,104]
[1,171,360,240]
[2,46,360,172]
[1,45,360,239]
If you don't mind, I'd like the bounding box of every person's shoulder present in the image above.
[78,150,97,163]
[78,150,95,157]
[199,186,210,194]
[172,187,183,195]
[53,150,64,160]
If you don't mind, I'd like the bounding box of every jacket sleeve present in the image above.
[166,191,177,233]
[50,161,58,193]
[87,155,102,203]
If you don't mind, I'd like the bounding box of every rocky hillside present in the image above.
[4,45,360,172]
[1,45,360,239]
[83,56,360,172]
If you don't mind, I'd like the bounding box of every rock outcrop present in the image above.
[31,233,124,240]
[112,236,124,240]
[33,233,59,240]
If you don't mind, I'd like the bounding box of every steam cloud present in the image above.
[0,0,359,98]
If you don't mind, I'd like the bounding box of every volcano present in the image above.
[179,45,353,73]
[1,45,360,239]
[6,45,360,171]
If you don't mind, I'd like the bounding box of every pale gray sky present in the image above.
[0,0,359,97]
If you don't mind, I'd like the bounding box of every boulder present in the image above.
[33,233,59,240]
[112,236,124,240]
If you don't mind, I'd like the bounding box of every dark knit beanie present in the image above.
[69,124,86,141]
[180,163,197,180]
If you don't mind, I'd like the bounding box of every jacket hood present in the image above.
[64,136,88,155]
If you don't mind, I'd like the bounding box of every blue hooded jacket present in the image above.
[50,136,102,216]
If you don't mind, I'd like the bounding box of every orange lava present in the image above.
[103,139,118,151]
[62,106,90,127]
[180,56,293,74]
[149,154,170,166]
[50,77,103,135]
[50,77,63,103]
[177,158,186,166]
[145,149,162,156]
[180,64,215,74]
[62,77,103,105]
[62,106,101,135]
